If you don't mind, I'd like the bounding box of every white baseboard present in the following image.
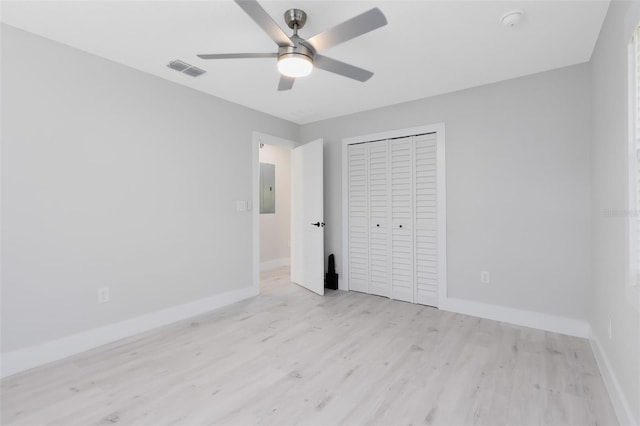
[1,285,258,379]
[590,333,638,426]
[260,257,290,271]
[440,297,590,338]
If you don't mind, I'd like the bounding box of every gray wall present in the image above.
[300,64,592,321]
[1,25,298,352]
[590,1,640,423]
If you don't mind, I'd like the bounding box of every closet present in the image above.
[347,132,440,307]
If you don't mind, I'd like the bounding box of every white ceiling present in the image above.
[1,1,609,124]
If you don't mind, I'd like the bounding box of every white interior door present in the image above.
[390,137,414,303]
[414,134,439,306]
[347,143,369,293]
[367,140,391,298]
[291,139,324,295]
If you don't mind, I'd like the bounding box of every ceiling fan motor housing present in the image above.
[280,10,314,65]
[278,34,314,62]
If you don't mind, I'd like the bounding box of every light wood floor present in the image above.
[1,267,617,425]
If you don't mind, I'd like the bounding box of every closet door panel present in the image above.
[414,134,438,306]
[390,137,414,303]
[367,141,390,297]
[348,144,369,293]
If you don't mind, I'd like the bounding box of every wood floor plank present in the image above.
[1,267,618,425]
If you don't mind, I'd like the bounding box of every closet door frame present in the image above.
[341,123,447,308]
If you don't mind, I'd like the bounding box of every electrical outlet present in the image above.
[608,318,612,339]
[480,270,491,284]
[98,287,110,304]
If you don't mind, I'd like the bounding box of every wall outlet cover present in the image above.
[98,287,110,304]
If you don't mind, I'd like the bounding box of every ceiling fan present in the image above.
[197,0,387,91]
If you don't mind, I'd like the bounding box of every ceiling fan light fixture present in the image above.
[277,54,313,78]
[197,1,388,90]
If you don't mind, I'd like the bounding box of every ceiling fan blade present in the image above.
[313,55,374,82]
[197,53,277,60]
[278,75,295,91]
[234,0,293,47]
[306,8,387,52]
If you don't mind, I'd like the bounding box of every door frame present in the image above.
[252,131,297,294]
[341,123,447,307]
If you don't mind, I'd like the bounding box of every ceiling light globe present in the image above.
[277,54,313,78]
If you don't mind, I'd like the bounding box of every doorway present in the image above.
[251,132,296,294]
[259,143,292,288]
[251,132,325,296]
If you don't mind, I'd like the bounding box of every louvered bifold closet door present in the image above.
[367,140,391,297]
[390,137,414,302]
[414,134,438,306]
[348,144,369,293]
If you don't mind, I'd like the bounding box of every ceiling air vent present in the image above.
[183,66,206,77]
[168,60,191,72]
[167,60,206,77]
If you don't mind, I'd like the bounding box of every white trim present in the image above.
[341,123,447,301]
[436,126,447,306]
[341,139,350,291]
[260,257,290,271]
[1,286,257,378]
[440,297,590,338]
[252,133,260,295]
[627,29,640,311]
[252,131,297,295]
[342,124,445,146]
[590,333,638,426]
